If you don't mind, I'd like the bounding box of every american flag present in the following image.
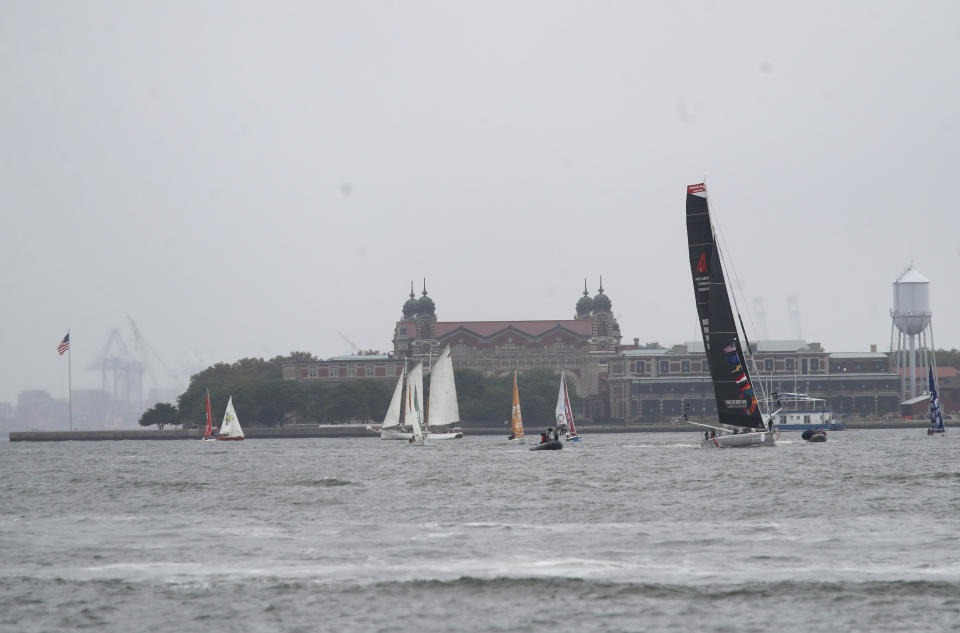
[57,333,70,356]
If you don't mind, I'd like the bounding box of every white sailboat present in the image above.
[555,370,580,442]
[425,345,464,440]
[405,362,426,445]
[367,364,416,440]
[507,371,526,443]
[216,396,245,441]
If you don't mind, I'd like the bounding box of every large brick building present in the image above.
[607,341,902,422]
[390,281,622,420]
[281,281,622,419]
[281,282,952,424]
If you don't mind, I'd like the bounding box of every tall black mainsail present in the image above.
[686,183,765,429]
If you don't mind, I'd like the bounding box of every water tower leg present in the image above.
[909,334,917,400]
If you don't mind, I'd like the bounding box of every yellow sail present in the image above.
[511,371,525,438]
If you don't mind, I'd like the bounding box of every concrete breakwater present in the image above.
[9,425,373,441]
[7,419,930,441]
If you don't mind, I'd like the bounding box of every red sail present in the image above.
[204,391,213,437]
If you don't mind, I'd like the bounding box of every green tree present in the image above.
[178,357,286,428]
[139,402,178,430]
[936,348,960,371]
[454,367,578,427]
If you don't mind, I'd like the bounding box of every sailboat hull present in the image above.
[216,436,244,441]
[425,430,463,440]
[366,425,418,440]
[381,430,414,440]
[564,434,581,442]
[700,430,775,448]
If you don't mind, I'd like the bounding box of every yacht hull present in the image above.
[700,430,776,448]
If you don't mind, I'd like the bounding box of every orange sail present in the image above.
[511,371,525,438]
[204,390,213,437]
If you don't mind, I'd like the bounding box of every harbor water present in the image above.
[0,430,957,632]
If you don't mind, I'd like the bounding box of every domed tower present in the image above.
[393,281,418,357]
[417,281,436,317]
[592,280,612,314]
[575,279,594,319]
[402,281,420,319]
[414,279,437,347]
[589,276,621,350]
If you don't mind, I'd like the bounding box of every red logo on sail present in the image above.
[687,183,706,194]
[696,252,708,274]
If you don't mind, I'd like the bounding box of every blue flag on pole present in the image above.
[929,367,945,433]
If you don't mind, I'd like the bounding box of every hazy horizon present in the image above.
[3,2,958,405]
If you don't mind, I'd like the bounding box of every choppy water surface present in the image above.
[0,430,957,632]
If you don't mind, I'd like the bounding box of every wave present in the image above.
[293,478,354,487]
[361,576,960,600]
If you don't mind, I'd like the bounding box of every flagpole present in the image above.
[67,329,73,431]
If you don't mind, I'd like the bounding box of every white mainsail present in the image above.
[405,363,425,441]
[554,370,577,435]
[427,346,460,427]
[382,369,405,429]
[218,396,245,439]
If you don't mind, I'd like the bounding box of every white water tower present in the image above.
[890,264,937,403]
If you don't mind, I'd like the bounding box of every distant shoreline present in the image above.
[6,419,933,442]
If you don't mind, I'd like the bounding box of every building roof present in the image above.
[829,352,888,359]
[326,355,394,362]
[401,320,594,339]
[623,349,671,357]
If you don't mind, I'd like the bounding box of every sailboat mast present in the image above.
[400,360,408,426]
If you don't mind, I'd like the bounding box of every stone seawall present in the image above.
[7,419,930,441]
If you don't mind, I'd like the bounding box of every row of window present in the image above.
[299,365,400,379]
[455,358,581,368]
[627,357,824,375]
[451,342,572,353]
[831,361,887,372]
[295,355,591,379]
[625,395,901,419]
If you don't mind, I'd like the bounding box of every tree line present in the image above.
[139,353,578,430]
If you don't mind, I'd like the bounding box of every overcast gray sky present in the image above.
[2,1,958,404]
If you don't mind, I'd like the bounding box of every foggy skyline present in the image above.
[2,2,958,404]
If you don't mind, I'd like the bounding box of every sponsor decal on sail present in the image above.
[723,341,758,415]
[696,252,708,274]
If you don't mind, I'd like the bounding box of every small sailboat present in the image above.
[507,371,526,443]
[201,390,217,440]
[555,369,580,442]
[686,183,776,448]
[424,346,464,440]
[216,396,245,441]
[405,362,426,445]
[368,364,415,440]
[928,367,946,436]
